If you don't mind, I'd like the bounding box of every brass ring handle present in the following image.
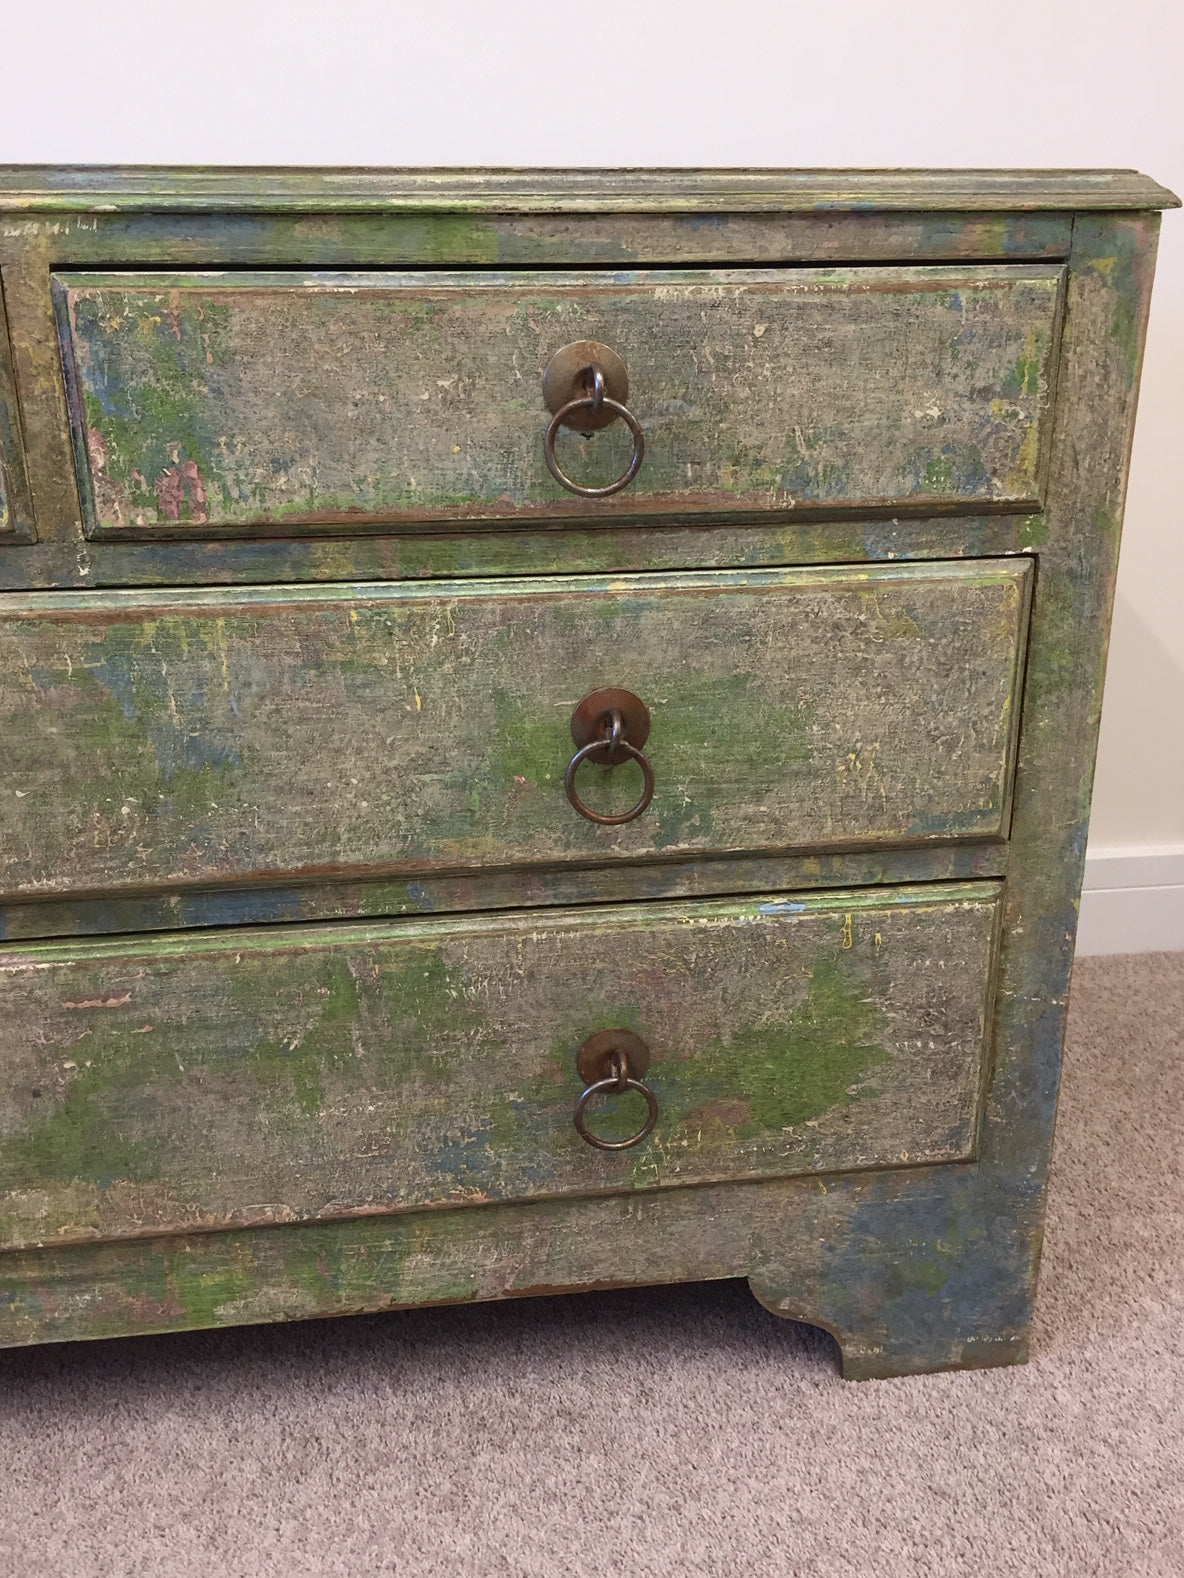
[564,704,655,826]
[543,364,646,498]
[573,1033,659,1151]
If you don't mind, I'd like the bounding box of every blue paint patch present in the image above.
[757,901,807,914]
[72,317,137,422]
[423,1104,560,1195]
[83,644,243,784]
[85,652,139,720]
[905,805,998,839]
[177,887,308,928]
[819,1173,1038,1360]
[406,884,437,913]
[26,667,62,694]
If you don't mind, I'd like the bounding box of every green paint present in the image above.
[490,687,564,797]
[0,1027,166,1190]
[57,266,1063,536]
[73,294,233,520]
[0,886,997,1251]
[0,171,1171,1380]
[1017,515,1048,549]
[230,950,362,1117]
[0,562,1031,899]
[650,673,815,849]
[923,455,954,491]
[1003,330,1045,400]
[691,950,888,1138]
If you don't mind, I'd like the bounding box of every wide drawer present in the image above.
[0,561,1032,902]
[0,882,1000,1249]
[54,265,1064,537]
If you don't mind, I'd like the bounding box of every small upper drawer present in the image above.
[0,882,999,1249]
[53,265,1065,538]
[0,559,1031,903]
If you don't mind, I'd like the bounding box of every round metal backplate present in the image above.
[576,1028,652,1086]
[569,688,651,764]
[542,341,630,432]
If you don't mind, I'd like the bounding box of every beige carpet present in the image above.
[1,951,1181,1577]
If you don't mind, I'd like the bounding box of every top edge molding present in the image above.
[0,166,1178,214]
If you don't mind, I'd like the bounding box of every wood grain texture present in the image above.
[0,560,1032,901]
[0,512,1044,595]
[0,282,35,542]
[0,842,1008,944]
[960,212,1167,1342]
[0,883,1000,1252]
[1,166,1178,212]
[0,211,1076,270]
[56,266,1063,535]
[0,170,1169,1380]
[0,1161,1024,1378]
[0,202,1073,579]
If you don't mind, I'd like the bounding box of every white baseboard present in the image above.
[1076,845,1184,955]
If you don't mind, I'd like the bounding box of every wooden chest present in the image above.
[0,167,1176,1378]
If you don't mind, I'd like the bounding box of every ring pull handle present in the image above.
[542,340,646,499]
[573,1030,659,1151]
[564,688,655,826]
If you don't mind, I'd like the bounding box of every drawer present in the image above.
[0,882,1001,1249]
[54,264,1064,537]
[0,560,1031,903]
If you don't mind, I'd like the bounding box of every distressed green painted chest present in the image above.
[0,168,1176,1378]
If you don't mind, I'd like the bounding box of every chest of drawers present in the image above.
[0,167,1176,1379]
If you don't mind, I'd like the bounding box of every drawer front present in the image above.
[0,883,1000,1249]
[55,265,1064,537]
[0,561,1031,902]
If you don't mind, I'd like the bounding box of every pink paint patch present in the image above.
[155,466,184,520]
[181,458,208,523]
[154,460,209,524]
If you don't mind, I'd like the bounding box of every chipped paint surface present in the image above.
[0,181,1167,1380]
[0,281,33,542]
[0,561,1031,900]
[0,883,1000,1251]
[54,266,1064,535]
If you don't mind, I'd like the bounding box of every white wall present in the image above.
[3,0,1182,943]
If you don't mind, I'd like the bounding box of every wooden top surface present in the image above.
[0,166,1177,213]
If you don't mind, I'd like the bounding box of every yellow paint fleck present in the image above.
[841,913,853,950]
